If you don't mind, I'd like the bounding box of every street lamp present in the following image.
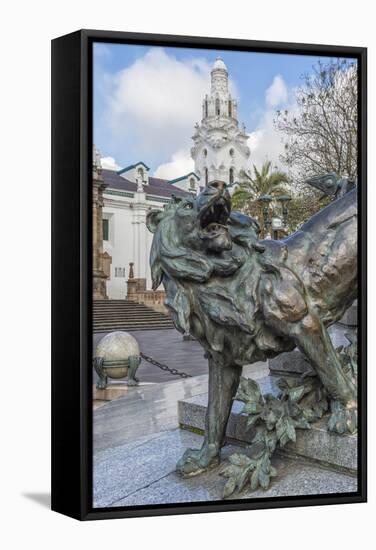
[276,195,292,229]
[257,195,273,238]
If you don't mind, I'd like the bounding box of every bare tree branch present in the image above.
[274,59,358,182]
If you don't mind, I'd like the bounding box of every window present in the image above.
[228,100,232,117]
[203,148,207,157]
[229,168,234,185]
[189,178,196,190]
[229,148,235,158]
[215,98,220,116]
[102,219,109,241]
[204,99,208,117]
[114,267,126,278]
[205,168,208,186]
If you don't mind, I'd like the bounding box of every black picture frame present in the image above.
[51,29,367,521]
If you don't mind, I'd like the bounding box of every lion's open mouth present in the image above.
[197,183,232,250]
[199,199,230,236]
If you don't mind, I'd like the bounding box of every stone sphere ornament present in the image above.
[93,331,141,389]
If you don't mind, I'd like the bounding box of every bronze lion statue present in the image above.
[146,180,357,476]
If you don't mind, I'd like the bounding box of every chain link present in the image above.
[140,352,192,378]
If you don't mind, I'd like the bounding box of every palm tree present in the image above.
[232,161,289,212]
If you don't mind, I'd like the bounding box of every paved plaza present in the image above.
[92,324,357,508]
[93,368,356,508]
[94,428,356,508]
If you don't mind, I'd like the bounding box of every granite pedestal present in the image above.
[269,322,357,376]
[178,375,357,473]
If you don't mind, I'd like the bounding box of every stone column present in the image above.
[93,147,108,299]
[131,184,149,283]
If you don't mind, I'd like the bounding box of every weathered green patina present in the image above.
[220,332,357,497]
[146,178,357,482]
[305,172,357,199]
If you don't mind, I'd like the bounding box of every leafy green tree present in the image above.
[287,190,331,233]
[232,161,289,209]
[232,161,289,236]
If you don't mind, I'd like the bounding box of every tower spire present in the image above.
[191,58,250,187]
[210,57,229,96]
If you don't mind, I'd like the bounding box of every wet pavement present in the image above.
[94,428,357,508]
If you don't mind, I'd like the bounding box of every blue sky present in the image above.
[93,42,353,179]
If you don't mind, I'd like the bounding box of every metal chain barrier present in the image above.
[140,352,192,378]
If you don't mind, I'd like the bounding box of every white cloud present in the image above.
[265,75,288,107]
[247,75,296,170]
[105,48,237,168]
[247,111,286,169]
[106,49,210,162]
[154,149,194,180]
[100,156,121,171]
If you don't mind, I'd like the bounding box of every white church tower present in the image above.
[191,57,250,186]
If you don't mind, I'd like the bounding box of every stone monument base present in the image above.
[178,375,357,474]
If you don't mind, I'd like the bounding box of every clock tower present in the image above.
[191,58,250,186]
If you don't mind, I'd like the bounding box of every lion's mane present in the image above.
[150,207,289,365]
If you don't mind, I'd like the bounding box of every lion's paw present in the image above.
[327,400,357,435]
[176,447,219,477]
[127,378,139,387]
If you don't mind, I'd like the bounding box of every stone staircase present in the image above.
[93,300,174,333]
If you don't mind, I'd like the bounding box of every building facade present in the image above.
[101,167,195,299]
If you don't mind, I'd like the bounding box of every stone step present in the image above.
[93,299,173,332]
[93,317,172,323]
[93,302,163,306]
[93,307,166,312]
[93,320,172,324]
[93,304,161,309]
[93,316,170,320]
[93,319,173,324]
[93,308,167,316]
[93,305,166,311]
[93,325,173,333]
[178,375,357,473]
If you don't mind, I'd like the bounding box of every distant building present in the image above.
[100,162,197,299]
[191,57,250,186]
[97,58,251,299]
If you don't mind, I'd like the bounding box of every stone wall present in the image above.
[127,275,167,313]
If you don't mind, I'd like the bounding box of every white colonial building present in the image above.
[100,163,197,298]
[99,58,251,299]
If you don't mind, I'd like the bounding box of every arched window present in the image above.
[203,148,207,157]
[228,100,232,117]
[215,98,220,116]
[204,99,208,118]
[229,167,234,185]
[229,148,235,158]
[205,168,208,186]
